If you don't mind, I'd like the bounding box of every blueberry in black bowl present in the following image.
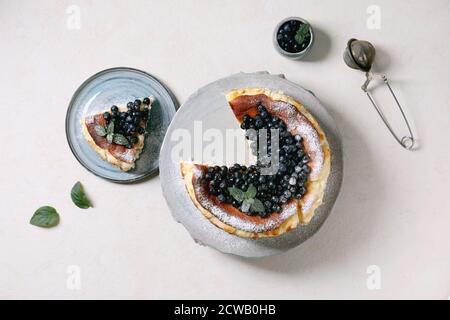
[273,17,314,59]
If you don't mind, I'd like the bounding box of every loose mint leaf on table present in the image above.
[294,23,310,45]
[71,181,93,209]
[30,206,60,228]
[94,125,107,137]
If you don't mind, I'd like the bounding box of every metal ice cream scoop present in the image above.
[344,38,415,150]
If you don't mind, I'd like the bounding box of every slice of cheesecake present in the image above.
[81,96,154,171]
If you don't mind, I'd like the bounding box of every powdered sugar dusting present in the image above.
[300,192,314,213]
[270,100,324,179]
[119,149,134,163]
[191,166,297,233]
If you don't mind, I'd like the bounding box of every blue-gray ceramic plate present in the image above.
[66,67,178,183]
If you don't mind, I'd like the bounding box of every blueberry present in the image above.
[284,190,292,198]
[111,105,119,113]
[138,127,145,134]
[103,112,111,121]
[282,23,291,33]
[298,186,306,195]
[257,105,267,113]
[143,97,151,105]
[127,102,134,109]
[290,19,300,28]
[259,211,269,218]
[132,116,141,125]
[285,136,293,145]
[298,174,307,184]
[217,194,226,202]
[134,99,141,107]
[289,177,297,185]
[128,136,138,145]
[258,184,268,192]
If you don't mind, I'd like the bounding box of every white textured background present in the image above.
[0,0,449,299]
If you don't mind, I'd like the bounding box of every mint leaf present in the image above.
[250,198,265,213]
[113,134,129,146]
[71,181,93,209]
[106,121,114,135]
[94,125,107,137]
[241,201,251,213]
[228,186,245,202]
[106,133,113,144]
[30,206,60,228]
[294,23,310,45]
[245,185,257,199]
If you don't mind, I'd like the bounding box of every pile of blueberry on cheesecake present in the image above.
[203,104,311,218]
[99,97,153,148]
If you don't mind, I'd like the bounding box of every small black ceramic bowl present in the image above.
[273,17,314,60]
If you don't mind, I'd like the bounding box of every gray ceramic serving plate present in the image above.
[160,72,343,257]
[66,67,178,183]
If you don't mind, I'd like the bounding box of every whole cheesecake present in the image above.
[181,88,331,238]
